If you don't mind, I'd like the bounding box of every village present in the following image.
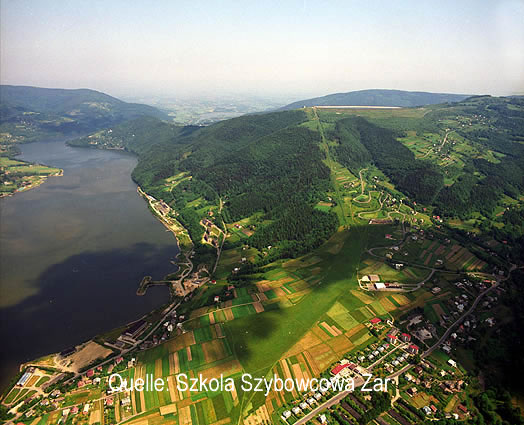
[275,313,474,425]
[2,290,498,425]
[0,227,512,425]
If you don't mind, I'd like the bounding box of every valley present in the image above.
[2,94,523,425]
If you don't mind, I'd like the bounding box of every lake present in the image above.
[0,139,178,389]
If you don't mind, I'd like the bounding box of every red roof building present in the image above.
[331,363,351,375]
[458,404,468,413]
[370,317,382,324]
[86,369,94,377]
[408,344,420,354]
[400,333,411,342]
[386,334,398,344]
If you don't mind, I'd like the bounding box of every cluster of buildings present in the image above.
[156,200,170,216]
[113,319,149,349]
[140,310,187,350]
[15,367,35,387]
[22,359,124,420]
[402,356,470,420]
[177,271,209,297]
[77,362,115,389]
[202,218,219,248]
[34,356,138,421]
[359,274,392,291]
[279,321,428,422]
[281,392,324,421]
[214,285,236,304]
[359,272,406,291]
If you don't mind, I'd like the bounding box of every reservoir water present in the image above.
[0,139,178,389]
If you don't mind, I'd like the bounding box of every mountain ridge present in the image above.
[0,85,166,119]
[0,85,168,143]
[279,88,471,110]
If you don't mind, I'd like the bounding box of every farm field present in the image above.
[402,237,487,271]
[124,225,393,424]
[0,157,62,196]
[224,227,368,377]
[124,323,241,424]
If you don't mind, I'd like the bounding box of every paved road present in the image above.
[359,168,368,196]
[356,192,386,218]
[389,269,510,379]
[419,130,449,159]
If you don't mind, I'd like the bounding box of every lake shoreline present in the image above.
[0,138,180,391]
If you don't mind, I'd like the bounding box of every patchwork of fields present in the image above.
[414,238,486,271]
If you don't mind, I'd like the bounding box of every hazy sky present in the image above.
[1,0,523,99]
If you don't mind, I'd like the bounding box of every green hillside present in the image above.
[74,95,524,267]
[68,116,198,155]
[0,85,168,144]
[280,89,470,110]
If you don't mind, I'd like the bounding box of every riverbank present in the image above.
[0,157,63,198]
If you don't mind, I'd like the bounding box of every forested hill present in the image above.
[68,116,199,155]
[75,109,339,260]
[74,95,524,265]
[280,89,470,110]
[0,85,168,143]
[133,110,339,258]
[0,85,166,120]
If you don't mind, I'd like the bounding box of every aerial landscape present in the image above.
[1,1,523,425]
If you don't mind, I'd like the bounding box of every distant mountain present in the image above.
[279,89,471,110]
[0,85,168,142]
[0,85,167,119]
[69,116,200,155]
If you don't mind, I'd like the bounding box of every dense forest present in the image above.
[70,96,524,263]
[128,110,338,258]
[331,116,444,203]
